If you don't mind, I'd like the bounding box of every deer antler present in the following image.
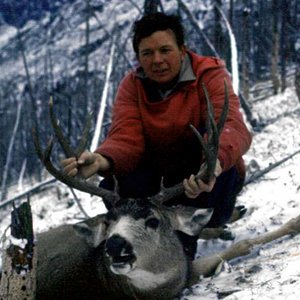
[32,98,120,205]
[48,96,92,158]
[153,79,229,204]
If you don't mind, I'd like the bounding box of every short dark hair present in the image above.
[132,12,185,54]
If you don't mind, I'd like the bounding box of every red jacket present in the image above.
[96,51,252,181]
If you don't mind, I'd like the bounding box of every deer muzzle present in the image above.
[105,235,136,275]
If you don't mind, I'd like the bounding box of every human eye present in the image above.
[140,50,152,57]
[160,47,172,54]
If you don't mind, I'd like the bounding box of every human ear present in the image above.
[180,45,187,58]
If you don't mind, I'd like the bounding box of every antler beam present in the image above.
[32,98,120,205]
[153,79,229,203]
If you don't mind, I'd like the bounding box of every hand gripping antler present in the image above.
[32,97,120,205]
[152,79,229,203]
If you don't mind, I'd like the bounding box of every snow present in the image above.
[1,85,299,299]
[181,86,300,299]
[0,25,17,48]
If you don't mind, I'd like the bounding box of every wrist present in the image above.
[94,153,111,173]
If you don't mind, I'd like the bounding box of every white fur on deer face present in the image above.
[74,199,213,290]
[104,201,174,277]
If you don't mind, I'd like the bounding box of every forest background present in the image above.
[0,0,299,210]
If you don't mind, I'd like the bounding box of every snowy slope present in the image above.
[182,86,300,300]
[0,85,299,299]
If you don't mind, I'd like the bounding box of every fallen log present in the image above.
[191,214,300,283]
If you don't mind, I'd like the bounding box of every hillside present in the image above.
[183,85,300,299]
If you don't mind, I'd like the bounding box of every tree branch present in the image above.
[191,214,300,283]
[0,179,56,210]
[245,149,300,186]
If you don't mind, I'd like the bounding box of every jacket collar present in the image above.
[178,53,197,83]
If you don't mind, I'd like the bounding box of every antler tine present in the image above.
[75,111,93,157]
[201,82,217,151]
[152,80,229,204]
[32,100,120,206]
[49,96,76,158]
[193,80,229,183]
[50,96,93,159]
[152,179,184,204]
[217,79,229,132]
[195,82,220,183]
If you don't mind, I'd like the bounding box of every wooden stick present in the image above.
[190,214,300,284]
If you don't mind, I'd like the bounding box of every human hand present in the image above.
[183,159,222,199]
[61,151,111,178]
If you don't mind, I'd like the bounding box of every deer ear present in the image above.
[170,206,213,236]
[73,214,108,248]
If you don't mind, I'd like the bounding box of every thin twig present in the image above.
[0,179,56,210]
[244,149,300,186]
[69,188,90,219]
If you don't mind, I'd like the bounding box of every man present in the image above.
[63,13,252,255]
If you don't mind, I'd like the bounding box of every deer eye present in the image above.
[145,217,160,230]
[103,220,109,228]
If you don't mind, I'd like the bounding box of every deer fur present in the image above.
[35,199,213,300]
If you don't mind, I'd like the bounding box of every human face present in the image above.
[137,30,186,85]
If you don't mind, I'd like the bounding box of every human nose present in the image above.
[153,51,163,63]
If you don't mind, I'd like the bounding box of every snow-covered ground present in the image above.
[0,85,300,299]
[182,86,300,299]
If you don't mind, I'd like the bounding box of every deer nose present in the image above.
[105,235,132,258]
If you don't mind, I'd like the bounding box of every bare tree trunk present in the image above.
[0,202,36,299]
[84,0,91,115]
[0,248,37,299]
[0,101,23,201]
[90,40,115,152]
[238,92,257,128]
[229,0,234,26]
[143,0,163,15]
[18,159,27,191]
[91,11,134,71]
[46,48,55,95]
[12,2,41,182]
[271,0,280,95]
[16,26,38,130]
[241,0,250,99]
[295,68,300,103]
[177,0,219,57]
[214,0,224,58]
[280,0,288,92]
